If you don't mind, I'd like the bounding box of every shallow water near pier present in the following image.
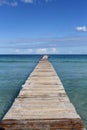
[49,55,87,128]
[0,55,41,120]
[0,54,87,128]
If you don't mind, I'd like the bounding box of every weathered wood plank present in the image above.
[0,55,85,130]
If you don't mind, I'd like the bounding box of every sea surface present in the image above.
[49,55,87,128]
[0,55,87,128]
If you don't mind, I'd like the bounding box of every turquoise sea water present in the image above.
[49,55,87,128]
[0,55,41,120]
[0,55,87,128]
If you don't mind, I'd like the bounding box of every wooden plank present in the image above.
[0,55,85,130]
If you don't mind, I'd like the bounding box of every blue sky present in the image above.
[0,0,87,54]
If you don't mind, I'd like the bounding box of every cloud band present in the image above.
[75,26,87,32]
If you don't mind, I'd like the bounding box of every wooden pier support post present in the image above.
[0,55,85,130]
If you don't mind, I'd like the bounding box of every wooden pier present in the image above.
[0,56,84,130]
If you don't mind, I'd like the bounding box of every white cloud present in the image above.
[36,48,47,54]
[15,48,59,54]
[75,26,87,32]
[21,0,33,3]
[0,0,53,6]
[0,0,33,6]
[45,0,53,2]
[52,48,57,53]
[21,0,53,4]
[36,48,58,54]
[0,0,18,6]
